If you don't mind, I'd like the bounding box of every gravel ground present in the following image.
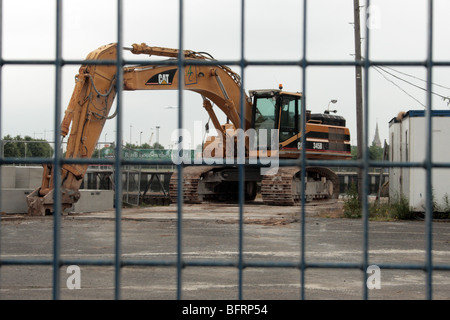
[0,199,449,300]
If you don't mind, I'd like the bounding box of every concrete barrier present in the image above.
[0,188,33,214]
[1,166,16,188]
[0,166,43,189]
[0,188,114,214]
[15,166,43,189]
[1,167,114,214]
[70,190,114,213]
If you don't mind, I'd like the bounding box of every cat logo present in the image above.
[146,69,177,85]
[158,73,170,84]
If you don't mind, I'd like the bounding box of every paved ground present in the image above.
[0,199,449,300]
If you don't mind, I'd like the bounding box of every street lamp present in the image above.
[325,99,338,114]
[130,124,133,145]
[156,126,160,144]
[140,131,143,146]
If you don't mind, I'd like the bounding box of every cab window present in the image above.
[279,96,300,142]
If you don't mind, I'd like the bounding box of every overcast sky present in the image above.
[2,0,450,150]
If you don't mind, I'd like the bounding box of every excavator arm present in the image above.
[27,43,251,215]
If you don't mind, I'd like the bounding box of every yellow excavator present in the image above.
[26,43,351,215]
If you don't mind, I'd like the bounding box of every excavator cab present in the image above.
[250,88,303,153]
[250,87,351,205]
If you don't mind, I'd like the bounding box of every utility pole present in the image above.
[353,0,364,203]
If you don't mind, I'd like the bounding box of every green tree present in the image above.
[351,145,358,160]
[124,142,154,150]
[125,142,138,150]
[2,135,53,158]
[2,135,21,157]
[92,148,100,158]
[151,142,165,150]
[351,144,385,161]
[369,143,384,161]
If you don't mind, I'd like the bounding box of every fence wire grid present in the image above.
[0,0,449,301]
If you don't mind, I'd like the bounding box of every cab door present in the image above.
[278,94,301,149]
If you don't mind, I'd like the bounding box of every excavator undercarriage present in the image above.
[169,166,260,204]
[168,165,340,206]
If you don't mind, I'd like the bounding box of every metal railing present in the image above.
[0,0,449,301]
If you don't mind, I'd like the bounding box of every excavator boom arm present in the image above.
[27,42,250,215]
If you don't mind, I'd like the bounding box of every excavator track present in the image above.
[169,166,216,204]
[261,166,339,206]
[170,166,340,206]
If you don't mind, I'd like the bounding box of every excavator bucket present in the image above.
[26,188,80,216]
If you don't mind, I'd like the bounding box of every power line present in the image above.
[373,66,426,107]
[374,65,450,106]
[381,65,450,91]
[376,66,450,100]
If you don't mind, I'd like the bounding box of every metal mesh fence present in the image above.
[0,0,449,301]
